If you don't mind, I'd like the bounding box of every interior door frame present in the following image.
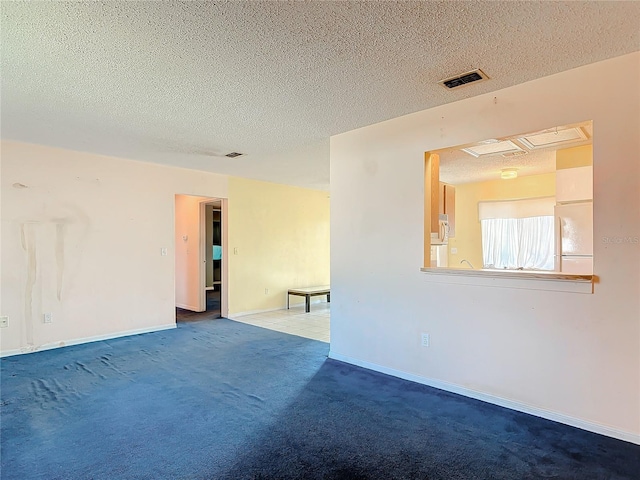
[198,198,229,316]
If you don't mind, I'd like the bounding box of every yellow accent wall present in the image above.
[556,144,593,169]
[449,173,556,269]
[227,177,330,314]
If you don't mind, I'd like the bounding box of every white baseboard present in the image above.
[229,298,329,318]
[228,306,284,318]
[0,323,177,358]
[328,350,640,445]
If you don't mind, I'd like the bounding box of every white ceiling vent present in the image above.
[225,152,244,158]
[461,140,524,158]
[502,150,529,158]
[439,69,489,89]
[518,127,588,150]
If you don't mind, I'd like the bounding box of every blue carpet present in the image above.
[1,319,638,479]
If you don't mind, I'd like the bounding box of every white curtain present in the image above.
[478,196,556,220]
[481,216,555,270]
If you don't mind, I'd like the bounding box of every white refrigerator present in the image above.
[554,201,593,274]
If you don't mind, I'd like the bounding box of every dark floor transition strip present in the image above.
[1,319,638,479]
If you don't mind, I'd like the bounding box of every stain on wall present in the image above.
[21,223,37,347]
[55,223,65,301]
[16,206,90,349]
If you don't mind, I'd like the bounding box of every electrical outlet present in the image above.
[451,247,458,254]
[0,316,8,328]
[264,288,269,295]
[43,313,53,324]
[421,333,430,347]
[161,247,168,256]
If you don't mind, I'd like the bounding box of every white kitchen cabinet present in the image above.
[556,166,593,203]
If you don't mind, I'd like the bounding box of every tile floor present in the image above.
[229,302,330,343]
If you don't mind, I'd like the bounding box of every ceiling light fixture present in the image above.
[225,152,244,158]
[501,168,518,180]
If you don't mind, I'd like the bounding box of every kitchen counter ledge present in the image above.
[420,267,594,293]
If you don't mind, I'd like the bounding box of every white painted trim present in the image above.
[228,306,290,318]
[220,198,229,319]
[328,350,640,445]
[199,201,208,312]
[0,323,177,358]
[229,298,329,318]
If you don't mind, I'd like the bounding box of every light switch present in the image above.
[161,248,168,256]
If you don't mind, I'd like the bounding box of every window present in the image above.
[481,216,555,270]
[479,196,555,271]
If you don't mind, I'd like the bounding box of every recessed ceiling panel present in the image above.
[461,140,524,158]
[518,127,587,150]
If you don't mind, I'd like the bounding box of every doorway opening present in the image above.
[174,194,228,322]
[204,201,223,316]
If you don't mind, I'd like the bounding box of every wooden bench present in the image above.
[287,286,330,313]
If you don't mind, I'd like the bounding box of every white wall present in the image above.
[330,52,640,443]
[0,142,227,355]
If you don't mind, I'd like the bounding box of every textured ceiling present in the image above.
[2,1,639,190]
[440,148,558,186]
[439,122,593,185]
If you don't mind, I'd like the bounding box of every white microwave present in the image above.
[430,214,449,245]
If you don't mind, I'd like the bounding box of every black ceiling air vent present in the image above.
[440,69,488,89]
[225,152,244,158]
